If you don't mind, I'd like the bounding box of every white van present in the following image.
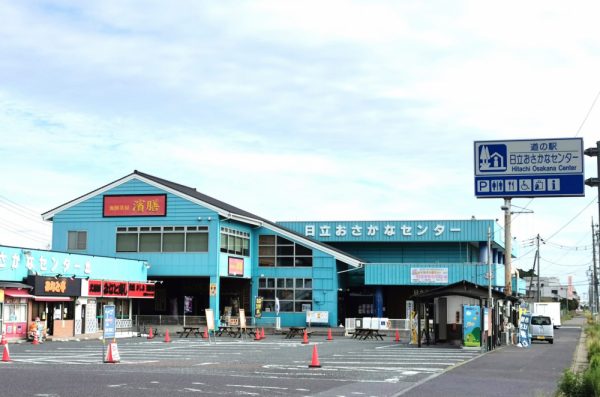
[530,315,554,344]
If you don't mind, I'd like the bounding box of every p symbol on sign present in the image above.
[477,180,490,193]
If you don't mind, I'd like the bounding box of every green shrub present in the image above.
[558,369,583,397]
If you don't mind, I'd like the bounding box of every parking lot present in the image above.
[2,336,481,396]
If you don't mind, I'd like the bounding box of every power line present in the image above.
[575,87,600,137]
[544,195,598,242]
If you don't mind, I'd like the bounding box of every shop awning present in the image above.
[33,296,73,302]
[4,289,35,298]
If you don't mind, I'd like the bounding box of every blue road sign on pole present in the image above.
[474,138,585,198]
[103,305,116,339]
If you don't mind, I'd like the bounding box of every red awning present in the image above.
[4,289,34,298]
[33,296,73,302]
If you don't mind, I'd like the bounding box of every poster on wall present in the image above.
[462,305,481,347]
[228,257,244,276]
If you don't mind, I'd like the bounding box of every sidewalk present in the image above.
[398,315,587,397]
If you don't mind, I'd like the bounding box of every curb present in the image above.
[571,324,588,373]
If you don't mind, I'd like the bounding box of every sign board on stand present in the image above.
[103,305,116,340]
[474,138,584,198]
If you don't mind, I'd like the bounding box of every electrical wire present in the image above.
[575,88,600,137]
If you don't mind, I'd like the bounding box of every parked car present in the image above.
[530,315,554,344]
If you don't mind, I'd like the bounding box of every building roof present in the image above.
[42,170,365,267]
[410,280,509,301]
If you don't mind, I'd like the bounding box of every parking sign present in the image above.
[474,138,584,198]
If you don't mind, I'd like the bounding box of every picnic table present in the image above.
[352,328,385,340]
[178,326,202,338]
[216,325,258,338]
[285,326,311,339]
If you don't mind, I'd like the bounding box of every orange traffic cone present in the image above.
[261,328,265,339]
[326,328,333,341]
[203,327,209,339]
[32,332,39,345]
[395,330,400,343]
[164,329,171,343]
[308,344,321,368]
[0,333,6,345]
[301,329,309,344]
[104,342,119,363]
[2,343,10,362]
[147,327,154,340]
[254,328,262,341]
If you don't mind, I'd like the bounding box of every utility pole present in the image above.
[536,234,541,302]
[593,220,596,313]
[488,227,492,307]
[585,140,599,319]
[503,198,512,296]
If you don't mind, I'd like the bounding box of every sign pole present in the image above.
[503,198,512,297]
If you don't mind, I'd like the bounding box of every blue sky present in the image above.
[1,1,600,300]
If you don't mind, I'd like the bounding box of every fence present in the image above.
[344,317,412,341]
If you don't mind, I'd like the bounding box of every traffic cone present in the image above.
[301,329,309,344]
[104,342,119,363]
[203,327,209,339]
[261,328,265,339]
[254,328,262,341]
[326,328,333,341]
[164,329,171,343]
[308,344,321,368]
[147,327,154,340]
[395,330,400,343]
[2,343,10,362]
[0,333,6,345]
[32,332,39,345]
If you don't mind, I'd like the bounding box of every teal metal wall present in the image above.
[0,244,147,282]
[365,262,505,287]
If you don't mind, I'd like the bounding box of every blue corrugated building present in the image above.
[41,171,524,331]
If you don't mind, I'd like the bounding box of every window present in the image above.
[68,231,87,250]
[258,235,312,267]
[220,227,250,257]
[116,226,209,253]
[258,277,312,313]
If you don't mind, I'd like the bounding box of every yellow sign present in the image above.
[209,283,217,296]
[0,289,4,303]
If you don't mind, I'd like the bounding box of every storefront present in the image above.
[0,244,150,340]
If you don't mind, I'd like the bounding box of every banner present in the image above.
[255,296,263,318]
[462,305,481,347]
[518,313,532,348]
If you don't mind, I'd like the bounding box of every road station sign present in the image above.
[474,138,584,198]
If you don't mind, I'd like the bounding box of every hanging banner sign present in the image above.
[103,194,167,217]
[411,268,448,284]
[255,296,263,318]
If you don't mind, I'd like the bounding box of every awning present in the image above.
[4,289,35,298]
[0,282,33,290]
[33,296,73,302]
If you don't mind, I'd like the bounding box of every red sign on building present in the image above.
[128,282,155,299]
[88,280,103,296]
[103,281,128,297]
[103,195,167,217]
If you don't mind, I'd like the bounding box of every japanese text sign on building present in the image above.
[103,194,167,217]
[301,221,461,241]
[474,138,584,198]
[410,267,449,284]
